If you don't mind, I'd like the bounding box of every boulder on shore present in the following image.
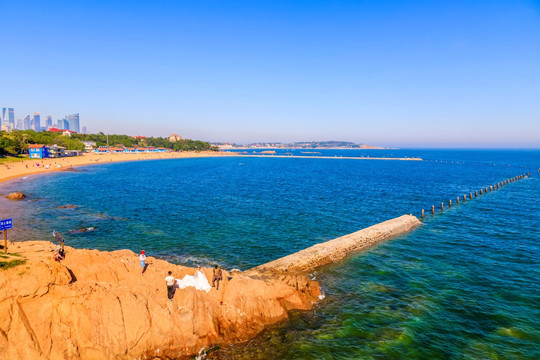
[5,191,26,200]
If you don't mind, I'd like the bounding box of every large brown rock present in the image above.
[0,241,320,359]
[5,191,26,200]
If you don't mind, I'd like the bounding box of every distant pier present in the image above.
[232,154,423,161]
[247,214,421,275]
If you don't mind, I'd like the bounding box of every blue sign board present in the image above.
[0,218,13,230]
[52,230,64,244]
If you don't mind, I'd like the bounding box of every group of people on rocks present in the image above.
[51,246,225,301]
[139,250,224,301]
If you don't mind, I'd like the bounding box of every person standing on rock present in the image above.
[139,250,146,274]
[212,265,223,290]
[165,271,175,301]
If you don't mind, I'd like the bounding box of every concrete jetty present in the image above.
[233,154,422,161]
[248,214,421,275]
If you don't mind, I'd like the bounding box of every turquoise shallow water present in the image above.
[1,149,539,359]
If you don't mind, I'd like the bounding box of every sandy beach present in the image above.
[0,151,232,185]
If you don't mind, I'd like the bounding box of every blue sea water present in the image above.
[1,149,539,359]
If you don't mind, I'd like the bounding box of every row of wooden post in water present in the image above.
[421,172,531,219]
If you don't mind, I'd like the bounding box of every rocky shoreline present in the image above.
[0,241,320,359]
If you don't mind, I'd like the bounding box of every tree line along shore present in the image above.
[0,130,218,157]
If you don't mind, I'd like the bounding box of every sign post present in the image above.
[0,218,13,254]
[52,230,65,252]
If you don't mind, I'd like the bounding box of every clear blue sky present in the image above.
[1,0,539,147]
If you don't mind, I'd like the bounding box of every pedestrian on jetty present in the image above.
[165,271,175,301]
[139,250,146,274]
[212,265,223,290]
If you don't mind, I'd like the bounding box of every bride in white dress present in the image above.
[176,267,212,292]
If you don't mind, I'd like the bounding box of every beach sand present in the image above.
[0,151,231,185]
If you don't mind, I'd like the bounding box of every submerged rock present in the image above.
[67,227,96,234]
[58,204,79,209]
[5,191,26,200]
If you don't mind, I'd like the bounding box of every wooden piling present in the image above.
[449,199,452,208]
[457,196,460,205]
[421,209,424,219]
[469,193,472,199]
[463,194,466,201]
[475,190,478,197]
[432,205,435,215]
[480,189,483,195]
[441,202,444,212]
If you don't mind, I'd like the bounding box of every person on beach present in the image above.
[165,271,175,301]
[139,250,146,273]
[212,265,223,290]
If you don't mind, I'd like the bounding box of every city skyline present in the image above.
[1,1,539,148]
[1,107,84,133]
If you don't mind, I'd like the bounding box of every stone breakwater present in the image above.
[247,215,422,275]
[0,241,320,360]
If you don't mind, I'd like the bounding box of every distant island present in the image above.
[214,141,387,150]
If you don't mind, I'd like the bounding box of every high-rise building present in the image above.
[66,113,80,133]
[16,119,22,130]
[23,115,31,130]
[0,108,15,131]
[33,112,41,132]
[82,126,87,134]
[7,108,15,128]
[46,115,53,129]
